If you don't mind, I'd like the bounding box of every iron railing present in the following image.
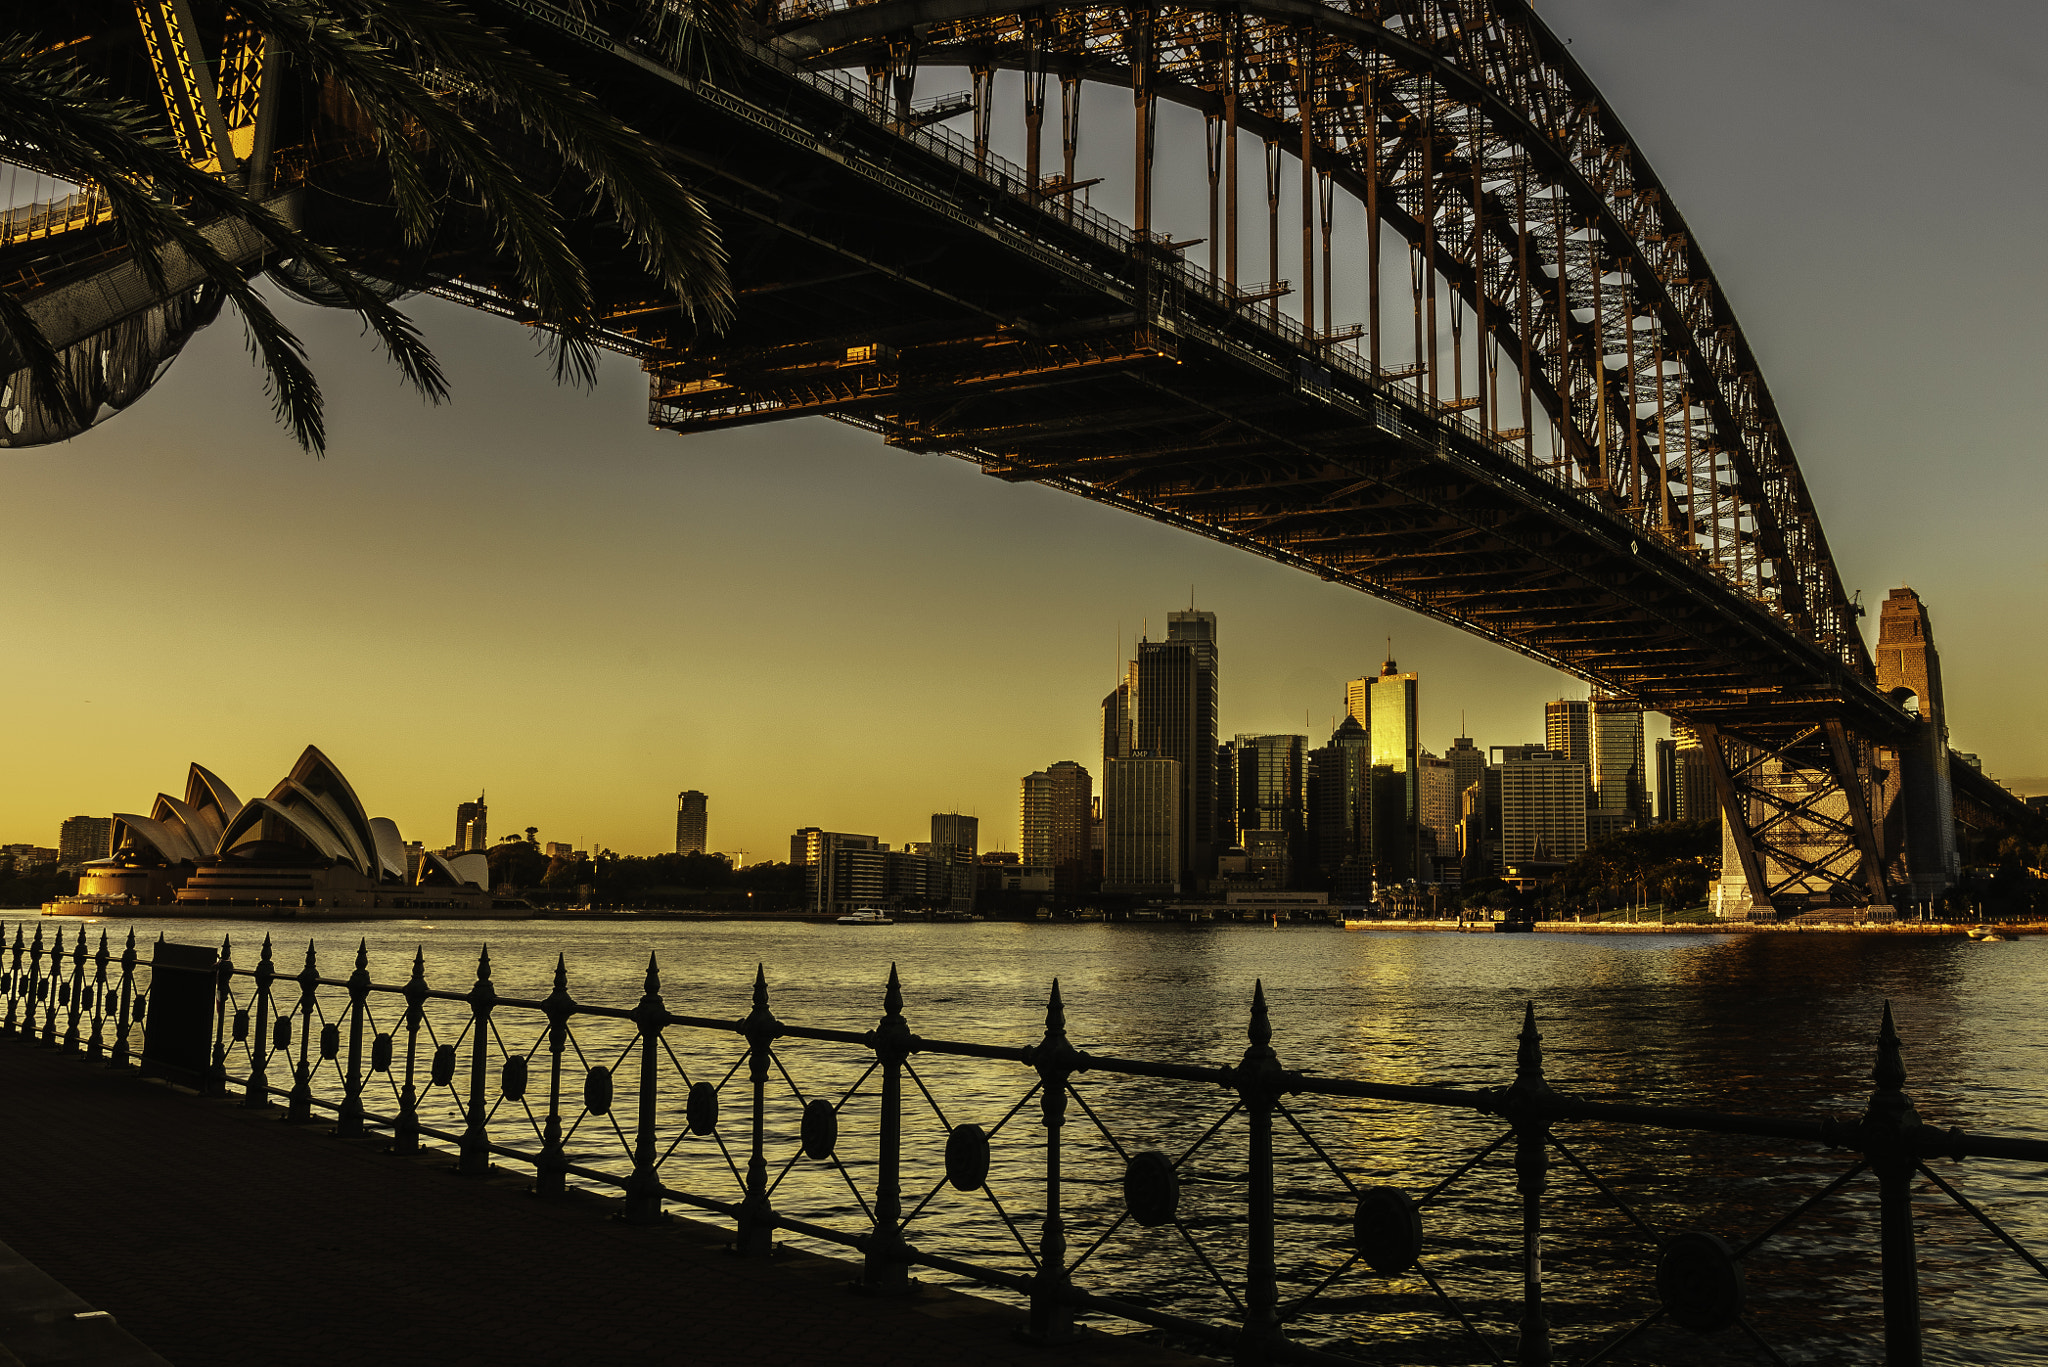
[3,921,2045,1366]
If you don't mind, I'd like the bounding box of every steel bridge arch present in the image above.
[777,0,1867,677]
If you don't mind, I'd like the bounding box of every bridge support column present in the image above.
[1696,722,1893,920]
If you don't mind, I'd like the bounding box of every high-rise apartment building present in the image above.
[58,815,115,871]
[1102,755,1181,894]
[1418,754,1458,878]
[1021,761,1092,892]
[675,790,709,855]
[454,793,488,852]
[1213,743,1238,850]
[1545,699,1592,802]
[1499,750,1589,868]
[1590,690,1646,836]
[1101,663,1137,763]
[1134,610,1219,882]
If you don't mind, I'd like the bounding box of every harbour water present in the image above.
[8,915,2044,1364]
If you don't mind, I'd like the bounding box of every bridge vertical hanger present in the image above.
[1652,329,1675,533]
[1317,172,1334,343]
[1294,36,1314,340]
[1364,76,1380,375]
[1204,112,1223,279]
[1132,4,1156,240]
[133,0,238,176]
[1421,99,1438,404]
[1263,138,1281,324]
[1513,175,1534,456]
[970,63,995,174]
[887,35,917,130]
[1224,15,1241,296]
[1469,124,1489,434]
[1589,244,1609,489]
[1622,273,1642,517]
[1021,11,1045,194]
[1058,71,1081,222]
[1549,195,1572,468]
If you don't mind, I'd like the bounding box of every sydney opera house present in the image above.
[51,746,515,920]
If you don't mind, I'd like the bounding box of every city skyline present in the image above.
[4,0,2044,859]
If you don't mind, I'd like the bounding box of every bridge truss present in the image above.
[8,0,2032,910]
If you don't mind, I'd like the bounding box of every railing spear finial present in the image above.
[643,951,661,996]
[1249,978,1271,1049]
[355,937,370,973]
[1516,998,1545,1084]
[752,961,768,1011]
[552,952,568,997]
[884,961,903,1019]
[476,943,493,984]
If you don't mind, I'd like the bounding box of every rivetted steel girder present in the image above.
[776,0,1866,675]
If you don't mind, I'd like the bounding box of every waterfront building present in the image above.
[1134,609,1219,883]
[1100,663,1137,762]
[1212,742,1238,849]
[1021,761,1092,893]
[71,748,493,914]
[57,816,115,872]
[2,844,58,868]
[791,828,883,914]
[1499,750,1589,871]
[675,790,708,855]
[455,793,488,852]
[1102,754,1181,895]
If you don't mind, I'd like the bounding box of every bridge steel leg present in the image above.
[1696,721,1894,919]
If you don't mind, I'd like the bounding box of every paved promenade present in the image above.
[0,1037,1206,1367]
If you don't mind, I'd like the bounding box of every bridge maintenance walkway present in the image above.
[0,1037,1205,1367]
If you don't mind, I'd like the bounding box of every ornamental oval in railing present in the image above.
[272,1017,290,1052]
[132,994,145,1021]
[319,1022,340,1061]
[686,1081,718,1136]
[370,1032,392,1073]
[584,1065,613,1116]
[502,1055,528,1102]
[1657,1230,1746,1334]
[800,1098,837,1160]
[232,1008,249,1042]
[1123,1149,1179,1227]
[1352,1186,1423,1276]
[58,983,69,1005]
[430,1043,457,1088]
[945,1123,990,1192]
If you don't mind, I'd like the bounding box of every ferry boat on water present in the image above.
[835,909,894,926]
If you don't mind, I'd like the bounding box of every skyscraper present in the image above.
[1307,717,1370,891]
[1102,755,1181,894]
[1499,750,1589,868]
[1134,609,1219,883]
[1101,662,1137,763]
[1418,753,1458,878]
[1545,699,1592,802]
[1656,726,1718,824]
[455,793,487,852]
[931,812,979,859]
[1591,690,1646,835]
[675,790,708,855]
[1350,654,1419,881]
[1022,761,1092,892]
[1232,734,1308,888]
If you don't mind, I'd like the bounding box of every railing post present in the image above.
[458,946,495,1176]
[207,935,234,1094]
[393,947,427,1155]
[736,963,781,1255]
[287,941,318,1124]
[87,931,109,1059]
[25,924,45,1044]
[1235,982,1293,1364]
[1508,1002,1554,1366]
[112,929,136,1066]
[40,925,61,1046]
[1863,1002,1924,1366]
[862,965,916,1292]
[64,927,87,1052]
[4,924,23,1035]
[337,938,371,1137]
[623,953,667,1223]
[1026,980,1080,1341]
[245,935,274,1106]
[536,954,572,1195]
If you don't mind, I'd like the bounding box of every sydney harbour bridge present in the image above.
[8,0,2035,914]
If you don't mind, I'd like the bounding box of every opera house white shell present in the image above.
[60,747,515,920]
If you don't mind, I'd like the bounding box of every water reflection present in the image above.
[14,916,2045,1365]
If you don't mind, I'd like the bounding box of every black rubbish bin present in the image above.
[139,941,217,1087]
